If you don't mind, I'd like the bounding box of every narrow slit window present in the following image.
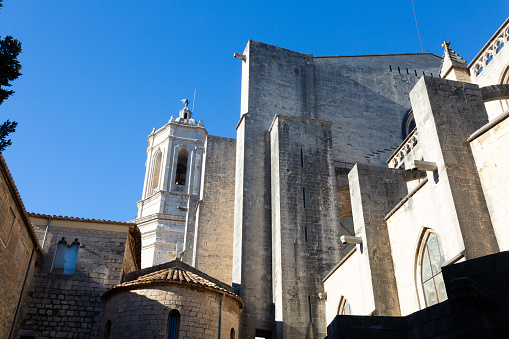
[51,237,80,275]
[302,187,306,208]
[300,148,304,167]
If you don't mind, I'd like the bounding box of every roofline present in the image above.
[469,17,509,68]
[0,154,43,255]
[28,212,136,226]
[247,40,441,60]
[104,279,244,308]
[314,52,441,59]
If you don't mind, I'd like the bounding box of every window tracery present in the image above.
[418,232,447,307]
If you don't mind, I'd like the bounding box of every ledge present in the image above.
[384,178,428,221]
[468,109,509,142]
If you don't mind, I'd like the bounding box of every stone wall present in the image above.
[103,285,241,339]
[233,39,441,337]
[323,249,376,325]
[0,156,41,339]
[19,218,137,338]
[193,135,236,284]
[470,112,509,251]
[270,115,342,338]
[348,164,406,316]
[409,76,499,259]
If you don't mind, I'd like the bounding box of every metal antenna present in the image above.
[412,0,424,53]
[192,88,196,112]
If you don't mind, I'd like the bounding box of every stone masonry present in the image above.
[192,135,236,284]
[270,115,343,338]
[409,76,499,259]
[19,217,139,338]
[348,164,407,316]
[233,39,441,337]
[0,155,41,339]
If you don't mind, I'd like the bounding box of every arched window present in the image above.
[419,232,447,307]
[175,149,188,186]
[167,309,180,339]
[402,109,416,139]
[151,151,162,192]
[51,237,80,275]
[337,297,352,315]
[103,320,111,339]
[230,328,235,339]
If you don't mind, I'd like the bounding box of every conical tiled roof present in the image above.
[105,260,243,307]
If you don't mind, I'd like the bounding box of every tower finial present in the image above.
[440,41,470,82]
[181,98,189,108]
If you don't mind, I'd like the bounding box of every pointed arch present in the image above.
[415,228,448,308]
[337,296,352,315]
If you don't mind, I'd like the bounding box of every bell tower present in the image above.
[135,99,207,268]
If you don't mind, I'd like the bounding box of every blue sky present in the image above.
[0,1,507,221]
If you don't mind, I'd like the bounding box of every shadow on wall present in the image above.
[326,251,509,338]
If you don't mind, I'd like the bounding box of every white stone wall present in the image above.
[323,249,375,325]
[386,181,465,316]
[136,114,207,268]
[470,114,509,250]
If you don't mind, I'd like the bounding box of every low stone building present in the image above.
[17,214,141,338]
[0,155,42,339]
[103,260,243,338]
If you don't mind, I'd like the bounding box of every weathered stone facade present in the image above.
[0,155,41,339]
[135,105,206,268]
[3,14,509,339]
[103,260,242,339]
[18,216,140,338]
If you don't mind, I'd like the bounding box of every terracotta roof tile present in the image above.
[105,260,243,307]
[28,212,136,226]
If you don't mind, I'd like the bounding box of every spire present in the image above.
[440,41,471,82]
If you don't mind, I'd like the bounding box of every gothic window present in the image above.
[167,309,180,339]
[230,328,235,339]
[175,149,188,186]
[337,297,352,315]
[151,151,163,191]
[51,237,80,274]
[419,232,447,307]
[402,109,416,139]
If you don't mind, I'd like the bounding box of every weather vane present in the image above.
[181,98,189,108]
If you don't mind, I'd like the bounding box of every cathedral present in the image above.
[0,16,508,339]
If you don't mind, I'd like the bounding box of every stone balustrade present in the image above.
[471,19,509,77]
[387,128,418,169]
